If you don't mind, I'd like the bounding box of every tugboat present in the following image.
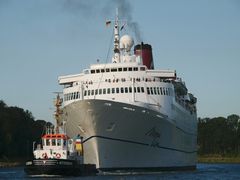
[24,94,97,176]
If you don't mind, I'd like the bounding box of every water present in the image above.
[1,163,240,179]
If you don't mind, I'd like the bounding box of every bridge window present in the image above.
[118,68,122,72]
[107,88,110,94]
[112,88,115,94]
[141,87,145,93]
[96,69,100,73]
[125,87,128,93]
[123,67,127,71]
[103,89,106,94]
[88,90,90,96]
[121,87,124,93]
[111,68,117,72]
[140,67,145,71]
[160,87,163,95]
[91,69,95,74]
[106,68,110,72]
[95,89,98,95]
[99,89,102,95]
[116,88,119,93]
[158,87,160,95]
[129,87,132,93]
[137,87,141,93]
[150,87,153,94]
[147,87,150,95]
[91,90,94,96]
[154,87,157,95]
[134,67,138,71]
[128,67,132,71]
[101,69,105,73]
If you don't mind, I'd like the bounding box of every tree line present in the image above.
[0,100,51,160]
[198,114,240,156]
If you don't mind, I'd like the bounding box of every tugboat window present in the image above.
[52,139,56,146]
[57,139,61,146]
[46,139,50,146]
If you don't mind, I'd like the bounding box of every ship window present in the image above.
[77,92,80,99]
[73,92,76,99]
[99,89,102,95]
[84,91,87,96]
[150,87,153,94]
[128,67,132,71]
[129,87,132,93]
[103,89,106,94]
[95,89,98,95]
[101,69,105,73]
[91,90,94,96]
[125,87,128,93]
[140,67,145,71]
[160,87,163,95]
[91,69,95,74]
[52,139,56,146]
[112,88,115,94]
[123,67,127,71]
[147,87,150,94]
[141,87,145,93]
[156,87,160,95]
[118,68,122,72]
[166,88,169,96]
[137,87,141,93]
[134,67,138,71]
[96,69,100,73]
[57,139,61,146]
[154,87,157,95]
[106,68,110,72]
[134,87,137,93]
[121,87,124,93]
[107,88,110,94]
[88,90,90,96]
[111,68,117,72]
[163,88,166,95]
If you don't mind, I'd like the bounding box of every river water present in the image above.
[1,163,240,179]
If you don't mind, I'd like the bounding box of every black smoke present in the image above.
[63,0,142,42]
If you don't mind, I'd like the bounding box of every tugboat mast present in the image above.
[54,93,62,134]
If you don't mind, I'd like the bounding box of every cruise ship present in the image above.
[58,12,197,171]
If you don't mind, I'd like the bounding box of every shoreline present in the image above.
[198,155,240,163]
[0,162,24,168]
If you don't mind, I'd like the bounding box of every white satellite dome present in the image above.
[120,35,134,52]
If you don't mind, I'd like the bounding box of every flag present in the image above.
[106,21,111,26]
[120,22,126,31]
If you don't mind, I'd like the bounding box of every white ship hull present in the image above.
[63,99,197,171]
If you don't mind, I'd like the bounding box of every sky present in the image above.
[0,0,240,123]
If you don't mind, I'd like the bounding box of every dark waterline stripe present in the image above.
[83,135,197,154]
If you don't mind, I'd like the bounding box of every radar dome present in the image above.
[120,35,134,52]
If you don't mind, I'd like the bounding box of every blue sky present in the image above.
[0,0,240,122]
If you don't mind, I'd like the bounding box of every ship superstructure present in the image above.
[58,11,197,171]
